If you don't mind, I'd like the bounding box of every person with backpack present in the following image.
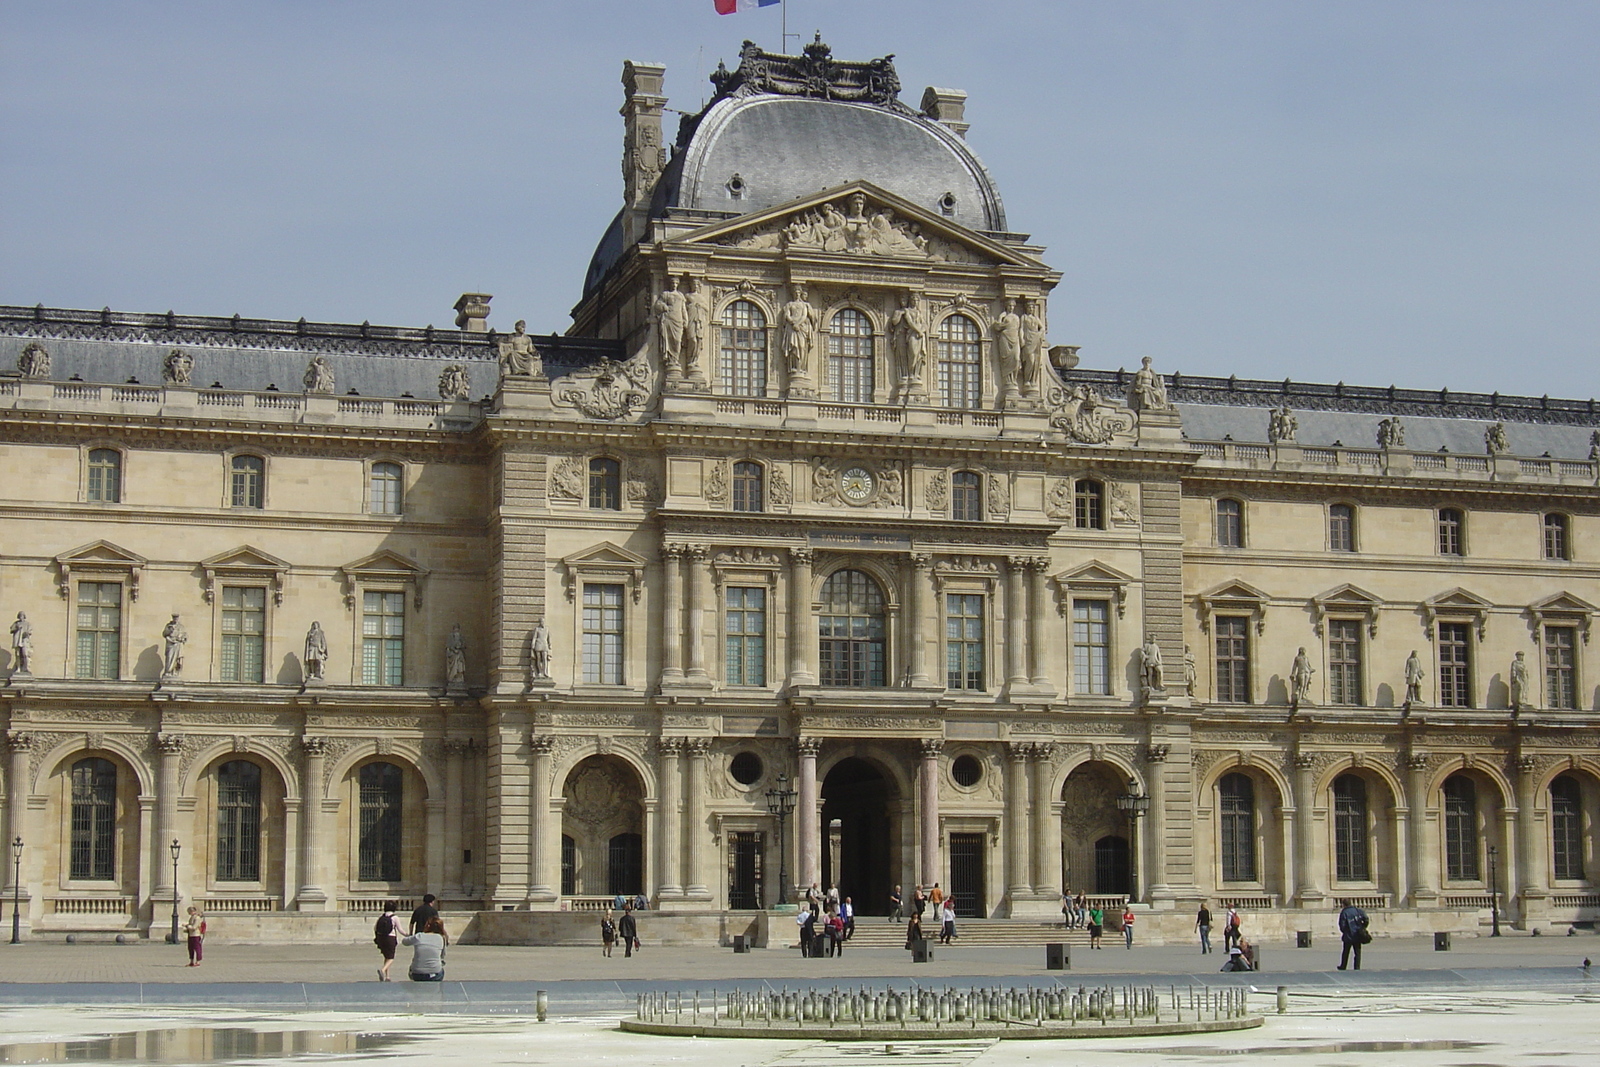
[374,901,400,981]
[600,913,617,957]
[1337,899,1370,971]
[183,906,206,966]
[1223,905,1242,951]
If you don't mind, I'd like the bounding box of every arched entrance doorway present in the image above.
[561,756,645,897]
[820,757,895,915]
[1061,761,1134,897]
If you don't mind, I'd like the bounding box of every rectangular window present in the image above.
[1545,625,1577,710]
[1216,499,1243,548]
[1071,599,1111,695]
[945,593,985,690]
[1327,619,1363,706]
[1329,504,1355,552]
[87,449,122,503]
[1437,622,1472,707]
[361,591,405,685]
[1438,508,1463,555]
[1544,514,1569,561]
[583,583,624,684]
[1214,616,1250,703]
[75,581,121,680]
[725,586,767,686]
[1552,778,1584,880]
[951,472,982,521]
[219,586,267,683]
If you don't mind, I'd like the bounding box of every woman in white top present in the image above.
[402,916,448,981]
[939,899,957,944]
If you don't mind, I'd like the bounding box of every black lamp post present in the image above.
[9,836,21,945]
[1115,781,1151,904]
[1487,844,1501,937]
[168,839,181,946]
[765,773,797,907]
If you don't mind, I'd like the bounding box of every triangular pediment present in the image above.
[1530,591,1598,615]
[679,181,1039,267]
[1424,588,1492,612]
[201,545,290,572]
[340,549,427,578]
[55,539,147,568]
[1057,561,1137,586]
[1200,580,1269,604]
[563,542,648,569]
[1313,583,1382,609]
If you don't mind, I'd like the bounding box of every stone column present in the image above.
[1005,743,1031,904]
[4,733,32,903]
[1291,753,1321,907]
[684,738,711,898]
[656,738,683,899]
[796,737,821,893]
[425,798,446,899]
[1027,557,1052,687]
[297,737,329,908]
[527,736,555,901]
[918,739,941,886]
[1514,755,1546,918]
[659,544,685,684]
[1030,743,1056,895]
[1145,745,1170,901]
[154,733,182,901]
[1004,558,1029,688]
[788,549,816,686]
[686,546,710,681]
[1404,754,1437,905]
[443,739,466,898]
[907,554,932,686]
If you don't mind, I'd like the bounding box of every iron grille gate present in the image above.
[949,832,986,918]
[728,831,764,909]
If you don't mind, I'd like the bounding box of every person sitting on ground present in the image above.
[1220,946,1253,972]
[403,917,448,982]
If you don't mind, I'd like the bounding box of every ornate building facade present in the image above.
[2,40,1596,942]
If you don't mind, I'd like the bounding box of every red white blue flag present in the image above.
[715,0,780,13]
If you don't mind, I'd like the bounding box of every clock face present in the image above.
[841,467,874,503]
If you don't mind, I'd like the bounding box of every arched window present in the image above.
[1333,774,1369,882]
[1218,773,1256,882]
[357,762,403,882]
[826,309,874,403]
[216,760,262,882]
[1438,507,1464,556]
[936,314,981,408]
[1216,498,1243,548]
[1551,775,1584,880]
[951,470,982,521]
[732,461,764,513]
[87,448,122,503]
[588,457,621,510]
[1443,775,1479,881]
[1074,478,1104,530]
[608,832,643,896]
[230,454,265,509]
[69,757,117,881]
[370,461,403,515]
[818,569,886,687]
[1329,504,1356,552]
[719,300,768,397]
[1544,513,1570,560]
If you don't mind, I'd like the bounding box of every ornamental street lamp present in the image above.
[1115,781,1151,904]
[9,837,21,946]
[168,839,181,946]
[765,773,798,907]
[1487,844,1501,937]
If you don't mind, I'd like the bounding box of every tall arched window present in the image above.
[370,461,403,515]
[936,314,981,408]
[951,470,982,521]
[826,309,874,403]
[588,457,621,510]
[818,569,886,687]
[230,454,265,509]
[87,448,122,503]
[358,762,403,882]
[1216,498,1243,547]
[1218,772,1256,882]
[719,300,768,397]
[216,760,262,882]
[1074,478,1104,530]
[1333,774,1370,882]
[732,461,764,513]
[1443,775,1479,881]
[69,757,117,881]
[1551,775,1584,880]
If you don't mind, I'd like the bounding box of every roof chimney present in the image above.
[621,60,668,246]
[454,293,492,332]
[920,86,970,138]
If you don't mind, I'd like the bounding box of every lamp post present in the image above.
[1487,844,1501,937]
[168,839,181,946]
[9,837,21,945]
[1115,780,1151,904]
[765,773,797,907]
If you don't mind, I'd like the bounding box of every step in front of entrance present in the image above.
[816,920,1096,948]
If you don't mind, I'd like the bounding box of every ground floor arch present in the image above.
[820,755,900,915]
[561,755,645,897]
[1061,761,1135,897]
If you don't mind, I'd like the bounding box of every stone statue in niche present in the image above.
[303,356,335,394]
[1183,644,1197,697]
[1377,417,1405,449]
[1139,635,1166,697]
[1128,356,1173,413]
[304,622,329,683]
[17,342,50,379]
[1268,406,1298,444]
[438,364,471,400]
[9,611,32,675]
[1290,647,1315,708]
[992,298,1021,395]
[1484,422,1510,456]
[682,276,712,384]
[497,320,543,379]
[529,618,552,681]
[1509,650,1529,710]
[1018,298,1046,397]
[162,348,194,386]
[780,284,821,383]
[1403,650,1425,708]
[445,624,467,688]
[162,613,188,677]
[653,276,688,376]
[889,291,927,386]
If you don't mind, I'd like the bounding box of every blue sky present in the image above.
[2,1,1595,397]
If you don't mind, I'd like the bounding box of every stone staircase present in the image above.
[799,919,1097,949]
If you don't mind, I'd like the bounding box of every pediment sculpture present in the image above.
[718,192,980,263]
[1046,381,1136,444]
[554,350,655,420]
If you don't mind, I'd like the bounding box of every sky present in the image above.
[2,1,1596,398]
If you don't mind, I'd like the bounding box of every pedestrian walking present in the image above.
[888,885,903,923]
[1121,904,1136,949]
[928,883,944,910]
[825,908,845,957]
[373,901,400,981]
[939,899,956,944]
[1195,901,1212,954]
[408,893,440,936]
[806,883,822,913]
[905,912,923,950]
[600,913,617,957]
[841,896,855,940]
[1087,906,1104,949]
[912,885,927,923]
[182,906,205,966]
[1223,905,1241,951]
[402,917,447,982]
[619,904,639,959]
[797,904,817,957]
[1337,899,1370,971]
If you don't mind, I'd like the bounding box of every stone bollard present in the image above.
[1276,986,1287,1014]
[536,990,548,1022]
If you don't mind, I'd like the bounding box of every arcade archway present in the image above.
[820,757,896,915]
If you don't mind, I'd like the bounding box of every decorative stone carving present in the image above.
[1046,383,1135,444]
[652,277,688,376]
[889,292,928,387]
[716,546,781,567]
[711,35,904,108]
[438,364,471,400]
[1377,416,1405,449]
[812,462,840,505]
[1044,479,1073,520]
[935,555,999,577]
[625,473,659,504]
[9,611,32,675]
[1268,406,1298,443]
[780,284,821,387]
[722,192,973,262]
[497,320,543,379]
[986,474,1010,518]
[796,736,822,758]
[549,456,585,500]
[554,351,653,419]
[162,348,193,386]
[1484,422,1510,455]
[529,617,551,680]
[919,737,944,760]
[1139,635,1166,696]
[1018,298,1046,398]
[445,624,466,688]
[768,465,792,505]
[157,732,185,756]
[1403,650,1425,707]
[18,341,50,379]
[682,277,711,384]
[161,614,187,678]
[1509,651,1529,710]
[1590,430,1600,462]
[1127,356,1173,413]
[705,461,729,503]
[303,622,328,683]
[1146,744,1170,763]
[1109,483,1138,527]
[877,467,903,508]
[1183,644,1197,697]
[925,470,948,513]
[303,356,334,394]
[1290,647,1315,708]
[992,298,1021,395]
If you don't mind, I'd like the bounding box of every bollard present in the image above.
[1276,985,1287,1014]
[536,990,549,1022]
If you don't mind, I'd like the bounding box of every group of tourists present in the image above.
[891,883,957,949]
[795,883,855,956]
[372,894,450,982]
[599,904,641,957]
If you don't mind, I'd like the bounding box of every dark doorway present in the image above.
[820,757,894,915]
[1094,835,1130,896]
[608,832,643,896]
[728,830,764,909]
[948,832,986,918]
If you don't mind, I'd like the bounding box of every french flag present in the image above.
[715,0,780,13]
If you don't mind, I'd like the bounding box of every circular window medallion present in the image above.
[951,754,983,788]
[729,751,764,786]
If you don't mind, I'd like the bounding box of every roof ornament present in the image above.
[707,36,908,111]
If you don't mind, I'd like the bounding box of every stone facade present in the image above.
[1,41,1597,941]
